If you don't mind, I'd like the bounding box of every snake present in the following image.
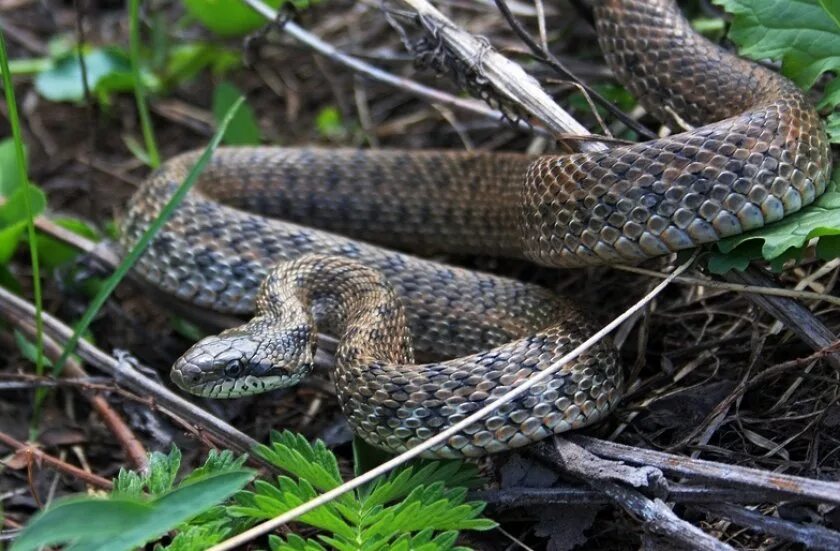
[118,0,830,458]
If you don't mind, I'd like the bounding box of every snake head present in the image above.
[171,320,316,398]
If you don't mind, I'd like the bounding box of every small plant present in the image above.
[235,431,496,550]
[11,432,494,550]
[12,447,255,551]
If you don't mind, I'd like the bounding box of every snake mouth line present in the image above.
[173,373,304,399]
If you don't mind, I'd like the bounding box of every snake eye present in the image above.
[224,361,243,378]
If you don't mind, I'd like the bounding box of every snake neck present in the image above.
[258,254,415,368]
[520,0,831,268]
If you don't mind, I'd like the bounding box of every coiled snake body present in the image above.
[120,0,830,458]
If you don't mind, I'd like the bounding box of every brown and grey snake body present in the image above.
[119,0,831,458]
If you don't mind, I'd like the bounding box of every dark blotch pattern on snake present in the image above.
[119,0,830,458]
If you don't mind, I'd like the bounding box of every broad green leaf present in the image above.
[35,216,99,269]
[712,0,840,88]
[212,82,261,145]
[34,48,158,103]
[0,263,22,293]
[0,138,26,196]
[163,43,240,85]
[13,470,253,551]
[711,190,840,272]
[0,184,45,226]
[183,0,286,37]
[0,185,46,264]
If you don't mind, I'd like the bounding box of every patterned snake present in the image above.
[119,0,830,458]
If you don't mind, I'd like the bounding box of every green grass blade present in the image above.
[0,30,45,378]
[129,0,160,168]
[49,96,245,379]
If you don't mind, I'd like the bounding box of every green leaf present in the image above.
[712,190,840,271]
[827,112,840,142]
[163,43,240,85]
[157,521,230,551]
[0,138,27,196]
[14,330,53,368]
[212,82,261,145]
[0,184,45,226]
[182,0,287,37]
[0,263,22,293]
[34,48,159,103]
[12,470,253,551]
[315,106,346,139]
[35,216,99,270]
[0,185,46,264]
[712,0,840,88]
[147,446,182,495]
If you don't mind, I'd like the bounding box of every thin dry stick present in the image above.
[570,435,840,506]
[14,318,148,471]
[207,256,694,551]
[0,286,259,456]
[0,431,112,490]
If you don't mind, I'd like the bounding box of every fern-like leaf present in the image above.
[234,431,495,550]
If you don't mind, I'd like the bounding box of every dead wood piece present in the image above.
[540,438,668,497]
[699,503,840,551]
[571,435,840,506]
[472,485,783,507]
[537,437,733,551]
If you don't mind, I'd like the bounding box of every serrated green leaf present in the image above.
[113,467,146,498]
[712,0,840,89]
[269,533,328,551]
[827,112,840,142]
[147,446,182,495]
[715,190,840,263]
[157,521,229,551]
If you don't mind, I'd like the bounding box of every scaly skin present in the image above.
[120,0,830,458]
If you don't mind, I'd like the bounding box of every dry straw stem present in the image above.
[207,255,696,551]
